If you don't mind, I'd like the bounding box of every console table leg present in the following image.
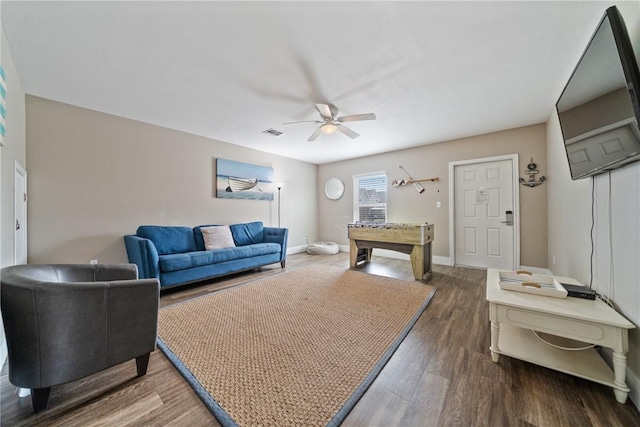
[490,321,500,362]
[612,351,629,404]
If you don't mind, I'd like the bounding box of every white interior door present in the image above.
[452,157,517,270]
[14,161,27,265]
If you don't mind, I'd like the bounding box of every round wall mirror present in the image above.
[325,177,345,200]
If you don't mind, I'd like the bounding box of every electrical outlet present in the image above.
[90,259,98,265]
[436,201,441,208]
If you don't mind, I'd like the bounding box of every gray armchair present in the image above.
[0,263,160,412]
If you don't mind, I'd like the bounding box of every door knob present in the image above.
[500,210,514,226]
[16,219,21,231]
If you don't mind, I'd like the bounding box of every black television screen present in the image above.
[556,6,640,180]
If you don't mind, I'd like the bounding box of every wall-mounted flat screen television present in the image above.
[556,6,640,180]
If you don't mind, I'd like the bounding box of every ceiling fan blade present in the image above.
[338,113,377,122]
[308,127,324,141]
[315,103,333,119]
[337,124,359,139]
[282,120,322,125]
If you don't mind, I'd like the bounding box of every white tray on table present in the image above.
[498,270,567,299]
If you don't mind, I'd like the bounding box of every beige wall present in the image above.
[26,97,548,268]
[547,2,640,407]
[1,23,27,371]
[548,110,640,408]
[1,27,27,268]
[26,96,318,264]
[318,123,548,268]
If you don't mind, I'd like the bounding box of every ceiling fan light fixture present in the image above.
[321,123,338,134]
[282,104,376,141]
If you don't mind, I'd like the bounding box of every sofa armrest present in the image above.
[124,235,160,280]
[263,227,288,262]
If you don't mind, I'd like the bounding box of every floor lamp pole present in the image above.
[277,185,282,228]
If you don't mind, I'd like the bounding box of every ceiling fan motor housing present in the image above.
[327,104,339,119]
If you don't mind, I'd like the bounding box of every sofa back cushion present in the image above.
[229,221,264,246]
[137,226,197,255]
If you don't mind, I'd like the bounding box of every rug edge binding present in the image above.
[327,285,439,427]
[156,338,238,427]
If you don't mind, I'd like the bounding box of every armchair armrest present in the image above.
[96,264,138,281]
[124,235,160,279]
[106,278,160,366]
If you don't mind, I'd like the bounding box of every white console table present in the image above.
[486,268,635,404]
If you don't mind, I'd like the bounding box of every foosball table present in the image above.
[347,222,434,280]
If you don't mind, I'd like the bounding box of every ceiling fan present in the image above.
[283,103,376,141]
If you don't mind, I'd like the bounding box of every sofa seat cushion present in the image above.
[158,243,281,273]
[223,243,280,262]
[159,251,214,272]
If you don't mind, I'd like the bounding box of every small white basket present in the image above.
[499,270,568,299]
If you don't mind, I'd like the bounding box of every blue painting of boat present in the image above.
[216,158,274,201]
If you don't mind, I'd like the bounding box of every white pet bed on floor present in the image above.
[306,241,340,255]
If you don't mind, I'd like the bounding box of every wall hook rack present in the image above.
[391,177,440,186]
[520,158,545,187]
[393,166,439,193]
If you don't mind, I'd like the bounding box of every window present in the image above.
[353,173,387,223]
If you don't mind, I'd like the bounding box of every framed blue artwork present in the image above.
[216,158,274,201]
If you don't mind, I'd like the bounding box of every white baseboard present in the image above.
[335,246,452,266]
[374,249,409,260]
[287,245,309,254]
[312,246,534,271]
[627,364,640,411]
[433,256,452,266]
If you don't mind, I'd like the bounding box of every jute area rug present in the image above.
[157,264,437,427]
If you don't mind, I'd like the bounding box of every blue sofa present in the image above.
[124,221,288,289]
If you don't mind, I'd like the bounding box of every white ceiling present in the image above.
[3,1,639,165]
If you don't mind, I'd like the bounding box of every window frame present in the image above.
[352,172,387,223]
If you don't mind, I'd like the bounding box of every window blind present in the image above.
[354,174,387,222]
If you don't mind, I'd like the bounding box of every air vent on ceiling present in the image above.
[262,128,283,137]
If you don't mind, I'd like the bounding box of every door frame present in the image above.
[14,161,27,265]
[448,154,520,270]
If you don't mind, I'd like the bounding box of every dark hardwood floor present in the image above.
[2,253,639,426]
